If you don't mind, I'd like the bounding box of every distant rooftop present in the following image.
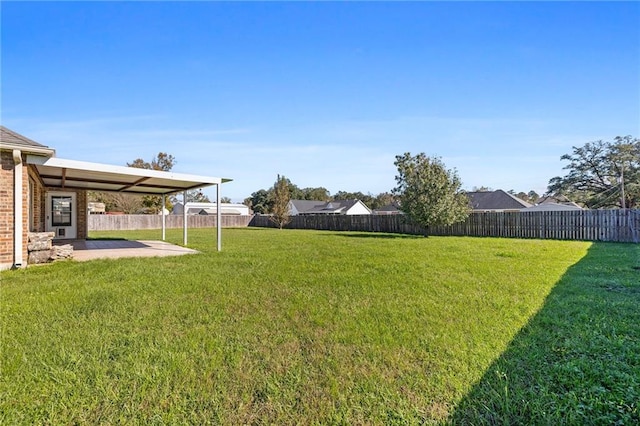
[467,190,532,210]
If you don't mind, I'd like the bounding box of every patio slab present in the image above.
[54,240,199,262]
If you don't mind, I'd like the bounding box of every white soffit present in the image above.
[27,156,232,195]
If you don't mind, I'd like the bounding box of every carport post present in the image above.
[183,190,188,245]
[161,195,166,241]
[216,183,222,251]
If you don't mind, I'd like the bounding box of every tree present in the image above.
[471,186,493,192]
[269,175,292,229]
[333,190,366,200]
[244,178,308,214]
[547,136,639,208]
[514,191,540,204]
[507,190,540,204]
[181,189,211,203]
[370,192,397,210]
[282,178,304,200]
[301,187,330,201]
[220,196,232,203]
[393,153,470,227]
[128,152,176,213]
[127,152,176,172]
[88,191,144,214]
[332,190,398,211]
[244,189,271,214]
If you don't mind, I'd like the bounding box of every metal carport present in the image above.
[27,155,232,251]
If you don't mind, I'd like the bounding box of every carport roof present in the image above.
[27,156,232,195]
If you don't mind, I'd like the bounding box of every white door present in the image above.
[46,192,77,239]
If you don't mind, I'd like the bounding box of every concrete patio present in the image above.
[54,239,199,262]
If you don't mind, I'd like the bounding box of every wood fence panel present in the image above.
[93,211,638,243]
[248,210,638,243]
[89,215,253,231]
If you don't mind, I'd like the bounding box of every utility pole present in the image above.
[620,161,626,209]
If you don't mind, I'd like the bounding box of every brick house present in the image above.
[1,126,230,270]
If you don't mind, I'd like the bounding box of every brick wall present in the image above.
[0,153,88,269]
[76,190,88,239]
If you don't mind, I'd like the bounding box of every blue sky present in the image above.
[2,1,639,202]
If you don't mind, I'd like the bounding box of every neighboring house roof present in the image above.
[308,200,358,214]
[289,199,372,215]
[373,203,403,215]
[188,208,215,215]
[467,190,532,211]
[188,208,243,215]
[173,202,250,215]
[0,126,55,156]
[537,194,583,209]
[289,200,327,214]
[524,202,584,212]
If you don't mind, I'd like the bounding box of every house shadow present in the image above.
[448,242,640,425]
[55,240,151,251]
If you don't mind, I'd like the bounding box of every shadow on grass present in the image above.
[334,232,425,239]
[449,242,640,425]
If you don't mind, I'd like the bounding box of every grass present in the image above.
[1,228,637,424]
[451,240,640,424]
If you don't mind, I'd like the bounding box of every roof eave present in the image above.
[1,143,55,157]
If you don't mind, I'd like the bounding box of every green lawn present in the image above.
[1,228,638,424]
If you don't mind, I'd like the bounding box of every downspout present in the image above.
[216,183,222,251]
[183,190,188,245]
[161,194,166,241]
[13,150,23,268]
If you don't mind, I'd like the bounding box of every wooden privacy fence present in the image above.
[249,210,640,243]
[89,214,253,231]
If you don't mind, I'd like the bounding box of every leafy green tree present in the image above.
[244,189,272,214]
[301,187,330,201]
[471,186,493,192]
[370,192,397,210]
[547,136,639,208]
[516,190,540,204]
[127,152,176,172]
[127,152,177,213]
[220,196,232,203]
[245,178,307,214]
[333,190,376,210]
[282,178,304,200]
[393,152,470,227]
[333,190,364,200]
[269,175,292,229]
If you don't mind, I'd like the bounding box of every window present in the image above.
[51,196,72,227]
